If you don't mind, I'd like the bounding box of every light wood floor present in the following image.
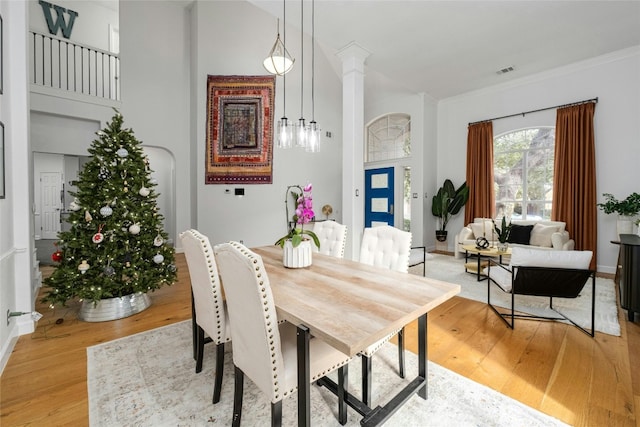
[1,253,638,426]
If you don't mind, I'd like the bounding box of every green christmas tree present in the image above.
[43,111,177,306]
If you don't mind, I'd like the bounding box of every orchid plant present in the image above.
[275,183,320,249]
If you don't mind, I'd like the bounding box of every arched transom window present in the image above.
[366,113,411,162]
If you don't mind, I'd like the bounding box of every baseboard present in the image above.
[0,326,19,376]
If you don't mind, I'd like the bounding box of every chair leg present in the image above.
[337,365,348,425]
[232,366,244,427]
[191,289,197,360]
[271,401,283,427]
[195,325,205,373]
[361,355,372,406]
[212,342,225,404]
[398,327,405,379]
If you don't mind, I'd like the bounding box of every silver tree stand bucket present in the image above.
[78,292,152,322]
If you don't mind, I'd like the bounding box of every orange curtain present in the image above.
[552,102,597,269]
[465,122,495,225]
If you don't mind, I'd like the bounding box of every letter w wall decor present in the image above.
[39,0,78,39]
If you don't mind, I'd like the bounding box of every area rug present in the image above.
[87,320,567,427]
[413,254,620,336]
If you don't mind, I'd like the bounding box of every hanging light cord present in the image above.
[311,0,315,121]
[282,5,286,114]
[299,0,304,119]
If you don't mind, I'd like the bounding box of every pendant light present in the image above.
[263,17,294,75]
[306,0,321,152]
[295,0,308,148]
[276,0,294,147]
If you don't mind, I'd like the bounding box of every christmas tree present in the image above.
[43,110,177,306]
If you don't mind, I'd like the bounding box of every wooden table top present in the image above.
[253,245,460,357]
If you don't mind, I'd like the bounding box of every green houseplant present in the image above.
[492,216,512,251]
[597,192,640,216]
[431,179,469,242]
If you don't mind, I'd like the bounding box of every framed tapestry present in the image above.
[205,75,275,184]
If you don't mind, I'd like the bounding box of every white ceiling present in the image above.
[249,0,640,99]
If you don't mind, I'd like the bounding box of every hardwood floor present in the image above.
[1,253,638,426]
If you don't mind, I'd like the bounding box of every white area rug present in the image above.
[415,254,620,336]
[87,320,567,427]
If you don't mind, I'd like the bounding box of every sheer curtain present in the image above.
[552,102,597,269]
[465,121,495,225]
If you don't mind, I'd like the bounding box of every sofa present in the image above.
[454,218,575,258]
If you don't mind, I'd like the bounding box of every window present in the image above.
[366,113,411,162]
[493,127,555,220]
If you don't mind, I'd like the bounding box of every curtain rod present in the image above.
[468,97,598,126]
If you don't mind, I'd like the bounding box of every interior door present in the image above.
[365,167,394,227]
[41,171,62,239]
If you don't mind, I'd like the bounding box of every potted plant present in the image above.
[275,183,320,268]
[431,179,469,242]
[492,216,512,251]
[597,192,640,237]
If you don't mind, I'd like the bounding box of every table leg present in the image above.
[297,325,311,427]
[477,255,482,281]
[418,313,427,399]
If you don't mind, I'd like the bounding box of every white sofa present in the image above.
[454,218,575,258]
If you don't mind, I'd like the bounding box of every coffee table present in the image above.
[461,244,512,281]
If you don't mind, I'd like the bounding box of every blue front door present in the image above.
[364,167,394,227]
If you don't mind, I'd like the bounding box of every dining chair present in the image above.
[214,241,351,427]
[312,220,348,258]
[179,229,231,404]
[358,224,412,406]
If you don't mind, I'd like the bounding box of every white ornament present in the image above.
[116,147,129,158]
[153,234,164,247]
[92,232,104,244]
[69,200,80,211]
[153,254,164,264]
[129,223,141,235]
[100,206,113,217]
[149,178,158,185]
[139,187,150,197]
[78,260,90,274]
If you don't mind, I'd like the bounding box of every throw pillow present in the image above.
[470,221,492,239]
[508,224,534,244]
[529,223,559,248]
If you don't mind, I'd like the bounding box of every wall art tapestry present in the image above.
[205,75,275,184]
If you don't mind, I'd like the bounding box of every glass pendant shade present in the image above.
[277,117,294,148]
[306,121,321,152]
[263,34,294,75]
[295,118,308,148]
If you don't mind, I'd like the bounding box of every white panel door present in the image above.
[41,172,62,239]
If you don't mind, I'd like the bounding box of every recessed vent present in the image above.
[496,66,515,75]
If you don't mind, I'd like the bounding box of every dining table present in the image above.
[252,245,461,426]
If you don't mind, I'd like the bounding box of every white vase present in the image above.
[283,239,312,268]
[617,216,634,238]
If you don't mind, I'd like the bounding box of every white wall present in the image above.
[190,1,343,248]
[437,47,640,273]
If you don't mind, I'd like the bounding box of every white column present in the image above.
[336,43,370,260]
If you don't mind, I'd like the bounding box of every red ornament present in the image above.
[51,250,63,262]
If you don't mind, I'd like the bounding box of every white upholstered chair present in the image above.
[179,229,231,404]
[312,220,348,258]
[214,242,351,426]
[358,225,412,406]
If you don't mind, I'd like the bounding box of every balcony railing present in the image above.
[30,31,120,101]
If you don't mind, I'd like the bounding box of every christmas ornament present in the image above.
[85,210,93,222]
[69,200,80,211]
[103,265,115,276]
[123,253,132,267]
[149,178,158,185]
[153,234,164,247]
[123,180,129,193]
[100,206,113,217]
[153,254,164,264]
[110,197,117,207]
[92,225,105,244]
[167,264,177,273]
[121,220,132,232]
[116,147,129,158]
[51,250,63,263]
[98,167,110,180]
[78,260,90,274]
[139,187,150,197]
[129,223,141,235]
